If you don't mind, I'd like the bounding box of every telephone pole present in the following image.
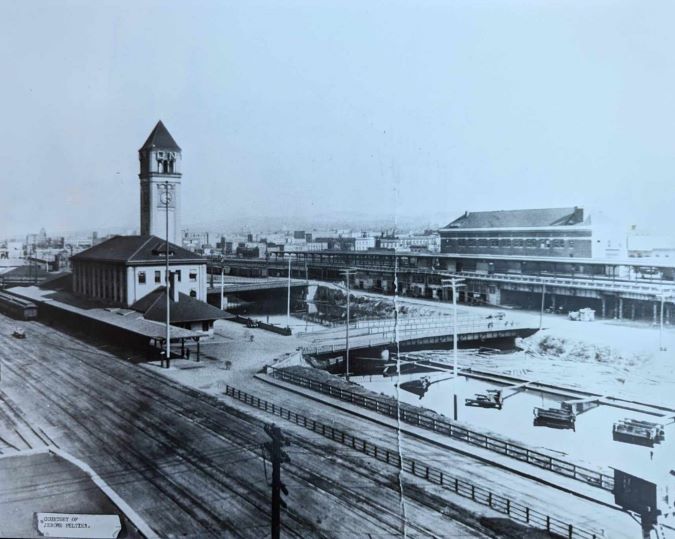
[441,276,465,421]
[264,423,290,539]
[286,256,292,328]
[163,179,171,369]
[340,269,356,381]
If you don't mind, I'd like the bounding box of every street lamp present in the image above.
[441,276,465,421]
[340,269,357,382]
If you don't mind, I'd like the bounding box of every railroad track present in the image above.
[0,320,491,538]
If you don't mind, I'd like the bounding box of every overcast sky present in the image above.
[1,0,674,237]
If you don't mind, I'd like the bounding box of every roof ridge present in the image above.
[147,288,166,314]
[129,236,157,261]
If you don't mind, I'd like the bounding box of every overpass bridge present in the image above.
[300,315,537,360]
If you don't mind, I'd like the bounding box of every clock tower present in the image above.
[139,120,182,244]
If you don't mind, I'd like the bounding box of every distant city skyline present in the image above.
[3,1,675,237]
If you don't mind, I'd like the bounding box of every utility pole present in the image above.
[286,256,292,328]
[163,180,171,369]
[442,276,465,421]
[220,264,225,310]
[659,292,672,352]
[264,423,290,539]
[340,269,356,382]
[539,282,546,331]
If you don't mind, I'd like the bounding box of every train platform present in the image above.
[6,286,202,353]
[0,447,155,538]
[255,372,621,511]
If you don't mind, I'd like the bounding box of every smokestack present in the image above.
[169,271,179,303]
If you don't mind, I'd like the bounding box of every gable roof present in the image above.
[131,286,232,323]
[442,207,586,230]
[140,120,181,151]
[70,235,205,265]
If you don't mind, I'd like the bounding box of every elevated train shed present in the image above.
[209,250,675,322]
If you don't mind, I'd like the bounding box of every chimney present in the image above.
[169,271,179,303]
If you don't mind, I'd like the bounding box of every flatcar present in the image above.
[0,291,38,320]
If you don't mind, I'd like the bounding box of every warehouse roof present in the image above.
[70,235,204,265]
[442,207,586,229]
[139,120,181,151]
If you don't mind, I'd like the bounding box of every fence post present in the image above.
[471,485,475,500]
[506,499,510,515]
[525,507,529,523]
[488,492,492,507]
[455,478,459,493]
[546,516,550,532]
[568,524,573,539]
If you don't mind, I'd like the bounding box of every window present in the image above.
[552,239,564,248]
[190,289,197,297]
[458,239,466,246]
[525,239,536,248]
[500,239,511,247]
[138,271,146,284]
[467,239,476,247]
[176,270,182,282]
[489,239,498,247]
[189,270,197,282]
[513,239,523,247]
[154,270,161,283]
[478,239,487,247]
[569,240,575,247]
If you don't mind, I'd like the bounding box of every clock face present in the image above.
[160,190,173,205]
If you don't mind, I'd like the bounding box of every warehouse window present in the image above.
[189,270,197,282]
[138,272,146,284]
[154,270,161,283]
[490,239,498,247]
[513,239,523,247]
[175,270,182,282]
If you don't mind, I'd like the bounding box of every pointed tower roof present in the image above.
[140,120,181,151]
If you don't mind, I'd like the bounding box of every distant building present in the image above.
[377,233,440,253]
[439,207,626,259]
[440,207,589,257]
[71,235,207,307]
[355,236,376,251]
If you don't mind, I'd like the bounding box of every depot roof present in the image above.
[131,286,232,323]
[70,235,205,266]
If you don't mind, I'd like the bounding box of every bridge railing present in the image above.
[300,317,523,354]
[224,384,605,539]
[266,367,615,494]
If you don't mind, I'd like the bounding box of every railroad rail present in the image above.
[223,384,604,539]
[266,367,614,492]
